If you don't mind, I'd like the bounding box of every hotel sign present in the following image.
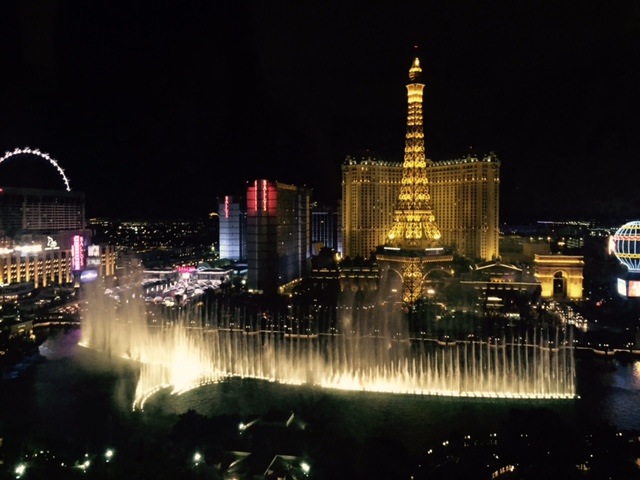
[72,235,85,271]
[85,244,101,267]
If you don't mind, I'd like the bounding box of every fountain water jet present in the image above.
[79,268,577,411]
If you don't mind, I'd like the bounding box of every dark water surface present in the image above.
[2,328,639,476]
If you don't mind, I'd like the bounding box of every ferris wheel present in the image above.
[0,147,71,191]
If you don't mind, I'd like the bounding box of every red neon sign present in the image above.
[254,180,258,213]
[177,266,196,273]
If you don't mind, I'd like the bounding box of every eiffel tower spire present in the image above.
[386,56,442,249]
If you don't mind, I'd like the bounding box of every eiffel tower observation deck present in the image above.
[377,55,453,305]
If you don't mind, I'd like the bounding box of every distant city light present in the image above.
[105,449,114,462]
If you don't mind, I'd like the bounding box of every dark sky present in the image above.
[0,1,639,224]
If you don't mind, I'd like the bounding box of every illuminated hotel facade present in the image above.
[428,153,500,262]
[218,195,246,261]
[0,246,73,288]
[0,243,116,289]
[341,155,403,259]
[0,186,116,289]
[0,186,85,234]
[342,154,500,262]
[0,186,85,288]
[246,180,311,295]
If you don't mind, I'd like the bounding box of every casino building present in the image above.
[0,185,116,290]
[0,186,86,288]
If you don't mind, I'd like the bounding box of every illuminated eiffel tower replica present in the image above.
[376,56,453,306]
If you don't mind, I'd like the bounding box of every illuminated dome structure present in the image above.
[611,221,640,272]
[611,220,640,297]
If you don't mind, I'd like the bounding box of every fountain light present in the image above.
[80,268,578,411]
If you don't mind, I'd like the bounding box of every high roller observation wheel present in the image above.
[0,147,71,191]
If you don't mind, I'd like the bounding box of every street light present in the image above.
[105,448,114,463]
[14,463,27,479]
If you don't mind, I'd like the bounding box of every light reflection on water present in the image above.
[150,378,577,455]
[38,327,83,359]
[603,359,640,430]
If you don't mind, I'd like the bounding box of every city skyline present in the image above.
[1,1,638,223]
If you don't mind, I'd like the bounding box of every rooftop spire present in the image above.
[408,56,422,82]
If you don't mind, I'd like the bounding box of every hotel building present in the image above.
[0,186,85,235]
[342,153,500,262]
[218,195,247,261]
[0,186,116,289]
[246,180,311,295]
[0,186,85,289]
[341,155,403,259]
[428,153,500,262]
[311,202,341,255]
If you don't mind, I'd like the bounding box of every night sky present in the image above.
[1,1,639,224]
